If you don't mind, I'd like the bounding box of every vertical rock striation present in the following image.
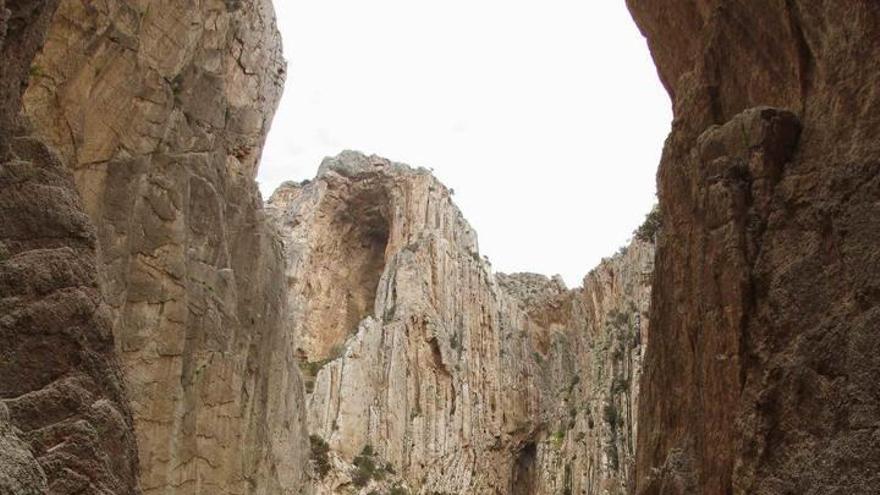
[627,1,880,493]
[269,151,656,494]
[1,1,140,493]
[16,0,310,493]
[501,240,654,495]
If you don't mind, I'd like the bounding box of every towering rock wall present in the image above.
[1,1,141,493]
[627,1,880,493]
[270,152,537,494]
[269,151,655,494]
[13,0,310,493]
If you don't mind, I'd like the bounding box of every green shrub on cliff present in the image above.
[309,435,331,478]
[634,205,662,242]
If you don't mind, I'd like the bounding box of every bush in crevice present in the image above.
[352,444,396,488]
[634,205,661,242]
[309,435,331,479]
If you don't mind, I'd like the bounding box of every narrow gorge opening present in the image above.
[260,1,671,288]
[5,1,877,495]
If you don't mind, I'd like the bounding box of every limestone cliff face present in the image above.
[14,0,310,493]
[269,151,655,494]
[627,1,880,493]
[500,241,653,495]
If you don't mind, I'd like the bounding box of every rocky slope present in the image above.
[627,1,880,493]
[5,0,310,493]
[268,151,656,494]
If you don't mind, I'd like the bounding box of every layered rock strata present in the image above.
[269,151,655,494]
[627,1,880,493]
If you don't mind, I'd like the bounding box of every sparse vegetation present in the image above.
[532,351,544,365]
[28,64,45,78]
[567,375,580,395]
[449,332,460,350]
[603,402,620,428]
[608,309,630,331]
[298,345,346,393]
[550,430,566,447]
[603,401,622,471]
[309,435,331,479]
[352,444,396,488]
[605,441,620,472]
[611,375,630,395]
[634,204,662,242]
[389,485,409,495]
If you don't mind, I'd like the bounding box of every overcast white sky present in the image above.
[259,0,672,287]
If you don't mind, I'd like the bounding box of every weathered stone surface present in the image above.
[18,0,310,493]
[0,403,47,495]
[627,1,880,493]
[501,241,654,495]
[0,136,140,494]
[269,151,655,494]
[1,0,141,492]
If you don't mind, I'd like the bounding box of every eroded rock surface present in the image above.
[1,138,141,493]
[627,1,880,493]
[1,0,141,492]
[269,151,655,494]
[16,0,310,493]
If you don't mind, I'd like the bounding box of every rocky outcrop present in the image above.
[13,0,310,493]
[270,152,533,493]
[627,1,880,493]
[269,151,655,494]
[1,136,141,494]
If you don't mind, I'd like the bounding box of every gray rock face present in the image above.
[269,152,655,494]
[0,403,47,495]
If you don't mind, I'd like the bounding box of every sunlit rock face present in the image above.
[269,151,655,494]
[627,1,880,493]
[16,0,311,493]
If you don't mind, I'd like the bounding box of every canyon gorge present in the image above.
[1,1,878,495]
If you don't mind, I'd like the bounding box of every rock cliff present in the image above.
[1,1,140,493]
[627,1,880,493]
[5,0,310,493]
[268,151,655,494]
[5,0,877,494]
